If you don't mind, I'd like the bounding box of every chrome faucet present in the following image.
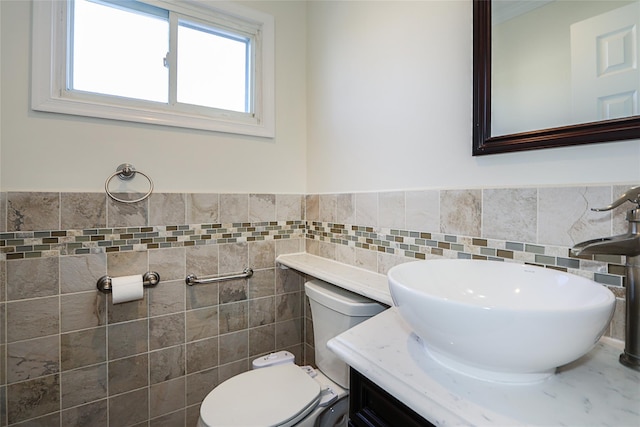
[572,185,640,371]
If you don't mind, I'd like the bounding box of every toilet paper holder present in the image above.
[96,271,161,293]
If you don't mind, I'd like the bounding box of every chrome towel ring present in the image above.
[105,163,154,204]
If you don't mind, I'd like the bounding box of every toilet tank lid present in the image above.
[305,279,386,316]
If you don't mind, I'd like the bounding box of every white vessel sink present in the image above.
[388,259,616,383]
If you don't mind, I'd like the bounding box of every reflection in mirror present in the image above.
[492,0,638,136]
[473,0,640,155]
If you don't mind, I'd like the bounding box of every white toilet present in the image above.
[197,279,386,427]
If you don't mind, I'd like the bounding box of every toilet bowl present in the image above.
[197,279,386,427]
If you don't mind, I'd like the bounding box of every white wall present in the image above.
[0,0,307,193]
[1,1,639,195]
[305,0,640,194]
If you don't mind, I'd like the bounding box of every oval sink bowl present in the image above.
[388,259,615,384]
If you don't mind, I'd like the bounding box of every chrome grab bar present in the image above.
[185,267,253,286]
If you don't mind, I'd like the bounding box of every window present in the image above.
[32,0,274,137]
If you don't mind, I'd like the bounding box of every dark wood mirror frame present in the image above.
[472,0,640,156]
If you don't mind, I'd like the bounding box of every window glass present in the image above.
[177,21,250,112]
[71,0,169,103]
[32,0,275,136]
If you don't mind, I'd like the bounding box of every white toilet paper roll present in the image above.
[111,274,144,304]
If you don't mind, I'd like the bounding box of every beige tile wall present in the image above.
[304,184,634,343]
[0,192,307,426]
[0,183,635,426]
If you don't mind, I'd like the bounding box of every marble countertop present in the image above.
[277,253,640,426]
[329,308,640,426]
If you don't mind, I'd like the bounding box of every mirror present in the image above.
[473,0,640,155]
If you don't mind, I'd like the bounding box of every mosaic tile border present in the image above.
[0,221,306,260]
[306,221,627,289]
[1,218,627,290]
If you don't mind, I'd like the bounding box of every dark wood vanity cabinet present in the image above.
[348,369,436,427]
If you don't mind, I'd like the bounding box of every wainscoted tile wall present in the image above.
[304,184,635,342]
[0,183,634,426]
[0,192,308,426]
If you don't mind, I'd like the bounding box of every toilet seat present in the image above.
[199,364,322,427]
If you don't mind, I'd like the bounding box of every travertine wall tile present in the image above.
[186,338,219,374]
[149,193,186,226]
[218,330,248,365]
[7,375,59,424]
[276,292,303,322]
[249,296,275,328]
[150,345,185,384]
[186,307,218,342]
[62,398,107,426]
[319,194,337,223]
[186,245,219,278]
[7,336,59,383]
[7,257,58,300]
[440,189,481,236]
[0,260,5,304]
[219,280,247,304]
[276,267,303,294]
[218,242,248,274]
[61,328,107,371]
[6,297,59,342]
[187,193,219,224]
[219,194,248,223]
[61,364,107,409]
[355,192,377,227]
[276,194,303,221]
[107,320,148,360]
[248,240,275,270]
[249,269,276,298]
[60,253,106,294]
[108,354,148,395]
[7,192,59,231]
[612,185,633,234]
[249,324,275,357]
[107,251,148,277]
[538,186,610,246]
[186,282,219,310]
[0,192,6,233]
[186,368,218,407]
[108,388,148,426]
[275,318,303,349]
[249,194,276,222]
[61,193,106,229]
[219,301,248,334]
[107,291,148,324]
[483,188,537,242]
[60,291,106,332]
[336,193,355,224]
[0,185,633,427]
[152,408,187,426]
[107,196,147,227]
[406,190,439,232]
[335,244,355,266]
[305,194,319,222]
[149,313,185,351]
[149,280,185,317]
[150,377,185,419]
[379,191,405,230]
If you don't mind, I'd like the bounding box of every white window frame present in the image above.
[32,0,275,137]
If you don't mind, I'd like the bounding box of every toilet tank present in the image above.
[305,280,386,389]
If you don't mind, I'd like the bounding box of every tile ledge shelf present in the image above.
[276,252,393,306]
